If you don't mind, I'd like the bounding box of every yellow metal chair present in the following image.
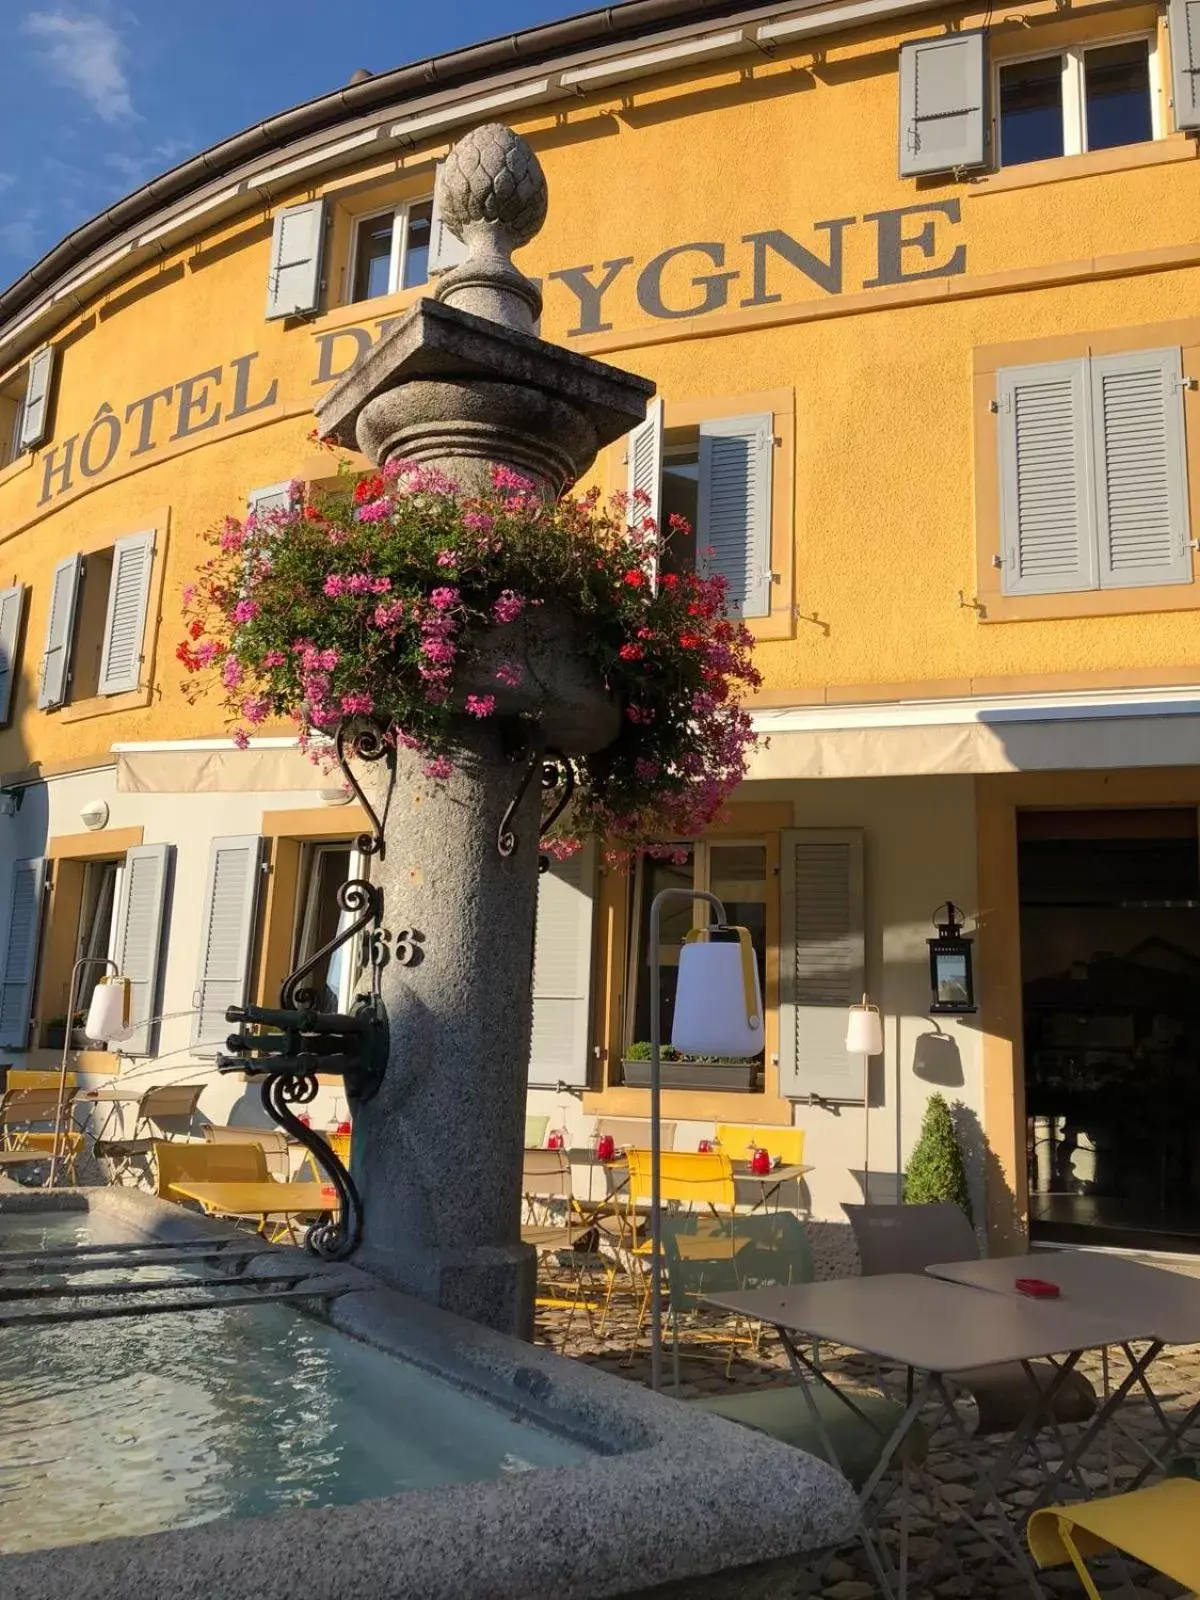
[0,1088,83,1183]
[6,1070,78,1092]
[622,1148,738,1348]
[1028,1479,1200,1599]
[203,1125,292,1180]
[716,1124,805,1167]
[521,1148,606,1348]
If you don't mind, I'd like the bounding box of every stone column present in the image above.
[316,125,653,1337]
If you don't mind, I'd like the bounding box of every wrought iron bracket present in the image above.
[497,745,575,872]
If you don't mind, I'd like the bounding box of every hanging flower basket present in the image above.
[179,456,761,852]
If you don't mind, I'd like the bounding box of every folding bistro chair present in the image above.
[0,1088,85,1183]
[203,1125,292,1180]
[1029,1478,1200,1599]
[843,1202,1096,1433]
[521,1147,607,1348]
[95,1084,204,1184]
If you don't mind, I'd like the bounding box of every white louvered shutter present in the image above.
[1090,349,1192,589]
[97,531,154,696]
[192,836,264,1051]
[248,482,294,519]
[1170,0,1200,130]
[0,583,26,724]
[428,164,469,274]
[778,829,866,1103]
[625,398,663,584]
[697,413,774,618]
[0,858,45,1047]
[529,843,595,1088]
[265,200,326,320]
[898,32,988,177]
[38,553,83,709]
[997,359,1098,596]
[18,346,56,452]
[111,843,171,1056]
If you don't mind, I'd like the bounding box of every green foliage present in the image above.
[904,1092,972,1222]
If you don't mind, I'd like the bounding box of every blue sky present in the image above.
[0,1,583,285]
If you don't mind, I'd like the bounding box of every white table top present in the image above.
[735,1163,811,1185]
[926,1252,1200,1347]
[702,1272,1159,1374]
[77,1088,141,1102]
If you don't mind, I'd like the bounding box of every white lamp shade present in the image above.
[671,930,763,1059]
[85,977,134,1044]
[845,1003,883,1057]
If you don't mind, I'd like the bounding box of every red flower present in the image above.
[679,632,703,650]
[621,569,646,588]
[661,573,679,589]
[354,474,384,506]
[189,619,204,640]
[618,643,645,662]
[303,505,324,523]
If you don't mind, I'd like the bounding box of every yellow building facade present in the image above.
[2,0,1199,1257]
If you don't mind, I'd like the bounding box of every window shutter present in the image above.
[625,397,663,584]
[37,553,83,710]
[529,843,595,1088]
[997,358,1098,596]
[248,482,294,519]
[1090,348,1192,590]
[778,829,865,1103]
[1169,0,1200,130]
[265,200,326,320]
[112,843,171,1057]
[0,858,45,1048]
[17,346,56,452]
[428,164,469,274]
[697,413,774,619]
[192,835,264,1052]
[0,583,26,725]
[898,32,988,177]
[97,531,154,696]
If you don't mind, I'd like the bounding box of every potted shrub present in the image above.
[904,1091,973,1221]
[620,1039,761,1092]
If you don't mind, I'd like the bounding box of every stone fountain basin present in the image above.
[0,1188,856,1600]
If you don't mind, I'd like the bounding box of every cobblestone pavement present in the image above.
[534,1256,1200,1599]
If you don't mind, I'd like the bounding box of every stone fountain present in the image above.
[316,125,654,1338]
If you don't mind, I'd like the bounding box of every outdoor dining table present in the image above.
[702,1272,1162,1599]
[168,1180,338,1229]
[732,1161,812,1213]
[926,1250,1200,1492]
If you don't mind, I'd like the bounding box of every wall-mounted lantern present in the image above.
[927,903,976,1015]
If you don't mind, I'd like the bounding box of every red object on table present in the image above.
[1015,1277,1060,1299]
[297,1114,311,1128]
[750,1147,772,1176]
[596,1134,616,1161]
[547,1130,565,1150]
[335,1120,352,1136]
[697,1138,713,1153]
[320,1185,337,1202]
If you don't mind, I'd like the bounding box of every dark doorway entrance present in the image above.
[1020,808,1200,1252]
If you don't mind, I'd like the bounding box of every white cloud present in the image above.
[23,11,136,123]
[0,213,41,261]
[0,174,15,194]
[104,138,193,189]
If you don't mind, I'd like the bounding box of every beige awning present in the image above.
[116,747,329,793]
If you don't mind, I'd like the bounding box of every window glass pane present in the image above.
[1084,41,1152,151]
[76,860,119,1014]
[999,56,1065,166]
[660,444,699,577]
[709,845,767,1062]
[630,851,694,1048]
[351,214,394,302]
[401,200,433,290]
[297,847,352,1011]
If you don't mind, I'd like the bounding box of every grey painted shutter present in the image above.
[997,358,1098,596]
[112,843,171,1056]
[0,583,26,725]
[97,531,154,695]
[529,843,595,1088]
[265,199,325,320]
[0,858,45,1048]
[779,829,865,1103]
[697,413,774,619]
[898,32,987,177]
[1091,348,1192,589]
[192,835,264,1051]
[38,553,83,709]
[429,164,469,274]
[18,346,55,452]
[1169,0,1200,130]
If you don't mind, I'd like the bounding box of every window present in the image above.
[350,200,434,303]
[38,532,155,710]
[292,843,364,1013]
[998,39,1156,167]
[995,347,1193,596]
[625,402,775,618]
[0,372,27,470]
[73,859,122,1021]
[625,843,767,1075]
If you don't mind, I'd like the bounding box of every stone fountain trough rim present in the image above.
[0,1187,857,1600]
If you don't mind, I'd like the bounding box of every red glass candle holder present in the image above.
[697,1138,713,1153]
[596,1134,616,1161]
[335,1120,352,1136]
[547,1129,565,1150]
[751,1147,772,1176]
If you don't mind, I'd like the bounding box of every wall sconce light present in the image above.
[928,902,976,1014]
[0,788,23,818]
[318,787,352,807]
[80,799,109,831]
